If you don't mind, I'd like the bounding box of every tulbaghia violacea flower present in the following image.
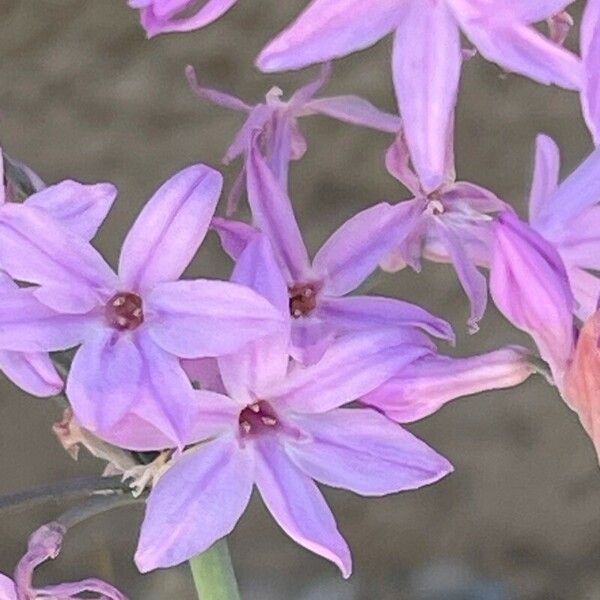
[135,235,453,575]
[490,210,575,387]
[129,0,238,37]
[527,134,600,320]
[363,345,535,423]
[213,143,454,364]
[3,522,127,599]
[0,164,284,450]
[0,150,117,398]
[186,63,401,213]
[382,131,508,331]
[257,0,581,193]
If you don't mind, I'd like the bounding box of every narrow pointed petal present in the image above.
[319,295,454,342]
[290,315,336,365]
[119,164,222,292]
[363,346,534,422]
[385,133,423,196]
[256,0,405,72]
[528,134,561,224]
[285,408,452,495]
[24,181,117,241]
[246,143,311,282]
[66,329,143,433]
[139,0,239,37]
[434,219,488,331]
[302,96,402,133]
[458,17,582,90]
[219,235,291,400]
[254,437,352,578]
[490,211,575,385]
[0,350,63,397]
[288,63,332,108]
[211,217,258,261]
[313,202,405,297]
[582,0,600,145]
[185,65,252,112]
[0,289,92,352]
[136,436,253,571]
[146,279,284,358]
[274,329,434,413]
[0,204,117,293]
[392,2,461,193]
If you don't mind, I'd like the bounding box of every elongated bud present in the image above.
[490,211,575,387]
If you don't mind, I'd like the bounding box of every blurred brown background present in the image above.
[0,1,598,598]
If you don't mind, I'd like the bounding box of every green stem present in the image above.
[189,538,241,600]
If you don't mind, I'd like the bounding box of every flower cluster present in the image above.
[4,1,600,597]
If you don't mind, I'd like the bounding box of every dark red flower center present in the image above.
[105,292,144,331]
[238,401,279,436]
[289,283,318,318]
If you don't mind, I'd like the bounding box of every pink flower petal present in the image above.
[392,1,461,193]
[254,437,352,578]
[135,436,253,571]
[273,328,434,414]
[119,164,222,293]
[146,279,285,358]
[24,180,117,241]
[285,408,453,495]
[257,0,404,72]
[363,346,534,422]
[0,350,63,397]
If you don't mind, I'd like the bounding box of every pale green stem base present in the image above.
[189,538,241,600]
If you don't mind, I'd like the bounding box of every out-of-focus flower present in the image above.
[213,142,454,364]
[135,235,452,576]
[382,130,508,332]
[527,134,600,321]
[4,522,128,599]
[490,210,575,387]
[257,0,580,193]
[548,9,574,46]
[186,63,401,213]
[0,164,284,450]
[129,0,238,37]
[363,345,535,423]
[565,310,600,462]
[0,150,117,398]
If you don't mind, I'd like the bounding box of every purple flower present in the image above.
[0,164,284,450]
[129,0,238,37]
[134,234,453,575]
[363,345,534,422]
[0,150,117,398]
[186,63,401,214]
[382,130,508,332]
[489,210,575,385]
[213,142,454,364]
[528,134,600,320]
[257,0,581,192]
[581,0,600,144]
[3,522,128,599]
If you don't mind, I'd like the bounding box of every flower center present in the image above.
[105,292,144,331]
[238,401,279,436]
[289,283,318,318]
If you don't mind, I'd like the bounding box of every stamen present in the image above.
[106,292,145,331]
[289,283,319,318]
